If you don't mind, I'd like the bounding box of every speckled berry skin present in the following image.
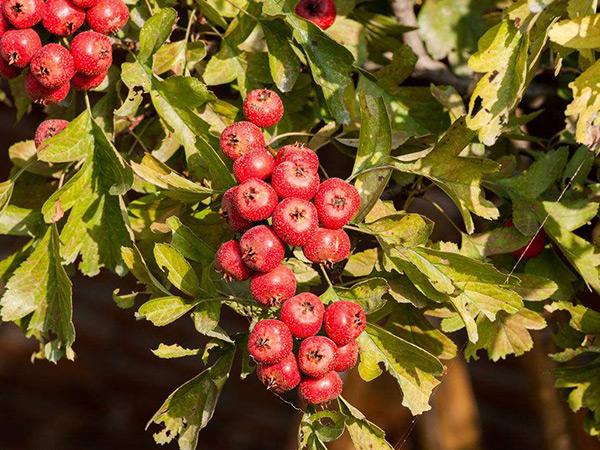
[243,89,284,128]
[233,149,275,183]
[280,292,324,339]
[240,225,285,272]
[272,160,320,200]
[298,371,342,404]
[257,353,301,393]
[219,121,265,160]
[250,264,296,306]
[30,44,75,88]
[72,0,99,8]
[86,0,129,34]
[24,70,70,105]
[298,336,337,378]
[314,177,360,229]
[0,56,22,78]
[42,0,85,36]
[34,119,69,148]
[332,340,359,372]
[70,69,106,90]
[215,240,253,282]
[505,219,546,260]
[276,144,319,172]
[324,301,366,345]
[70,31,112,76]
[294,0,336,30]
[272,197,318,247]
[302,228,350,265]
[234,178,278,221]
[0,7,11,38]
[0,28,41,68]
[3,0,43,28]
[248,319,293,364]
[221,187,253,233]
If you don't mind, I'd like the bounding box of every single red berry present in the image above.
[240,225,285,272]
[272,197,318,247]
[86,0,129,34]
[272,160,320,200]
[72,0,99,8]
[505,219,546,259]
[215,240,253,282]
[243,89,284,128]
[280,292,324,339]
[248,319,293,364]
[314,177,360,229]
[70,70,107,90]
[276,143,319,172]
[234,178,278,221]
[250,264,296,306]
[42,0,85,35]
[0,28,41,68]
[24,70,70,105]
[219,121,265,160]
[221,187,253,233]
[256,353,301,394]
[302,228,350,265]
[298,336,337,378]
[233,149,275,183]
[294,0,336,30]
[3,0,43,28]
[0,7,11,38]
[324,301,366,345]
[34,119,69,148]
[298,371,343,405]
[30,44,75,88]
[332,340,359,372]
[0,56,22,78]
[70,30,112,76]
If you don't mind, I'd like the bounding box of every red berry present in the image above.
[221,187,252,233]
[324,301,366,345]
[506,219,546,259]
[3,0,42,28]
[332,340,359,372]
[276,143,319,172]
[240,225,285,272]
[302,228,350,265]
[0,7,11,38]
[233,149,275,183]
[70,30,112,76]
[86,0,129,34]
[42,0,85,35]
[24,70,70,105]
[70,70,107,90]
[314,177,360,229]
[234,178,278,221]
[256,353,301,394]
[0,56,22,78]
[248,319,293,364]
[272,160,320,200]
[272,197,318,247]
[250,264,296,306]
[298,371,342,405]
[243,89,284,128]
[72,0,99,8]
[30,44,75,88]
[34,119,69,148]
[280,292,324,339]
[215,240,253,282]
[294,0,336,30]
[298,336,337,378]
[0,28,41,68]
[219,121,265,160]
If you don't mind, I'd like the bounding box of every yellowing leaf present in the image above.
[549,13,600,49]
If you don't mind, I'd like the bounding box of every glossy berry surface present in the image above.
[248,319,293,364]
[24,71,70,105]
[219,121,265,160]
[70,70,106,90]
[506,219,546,260]
[302,228,350,264]
[0,56,22,78]
[233,149,275,183]
[72,0,99,7]
[0,28,41,68]
[240,225,285,272]
[221,187,252,233]
[250,264,296,306]
[280,293,324,339]
[86,0,129,34]
[276,143,319,172]
[34,119,69,148]
[272,197,318,247]
[271,160,320,200]
[256,353,301,394]
[42,0,85,36]
[294,0,336,30]
[70,30,112,76]
[298,371,342,405]
[298,336,337,378]
[234,178,278,221]
[30,44,75,88]
[0,7,11,38]
[314,177,360,229]
[243,89,284,128]
[332,340,359,372]
[324,301,366,345]
[3,0,43,28]
[215,240,253,282]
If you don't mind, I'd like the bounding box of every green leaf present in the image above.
[139,8,178,64]
[166,216,215,266]
[152,343,202,359]
[546,301,600,334]
[153,41,187,75]
[321,278,389,314]
[338,397,394,449]
[365,212,434,247]
[565,59,600,151]
[549,13,600,49]
[343,248,379,277]
[154,243,201,296]
[462,226,531,257]
[138,296,201,326]
[122,245,170,295]
[154,76,216,109]
[37,110,93,163]
[375,46,417,90]
[9,72,31,122]
[0,180,14,216]
[299,410,346,450]
[261,19,301,92]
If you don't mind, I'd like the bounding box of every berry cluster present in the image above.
[214,88,365,404]
[0,0,128,105]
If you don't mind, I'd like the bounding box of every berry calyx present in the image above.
[271,160,320,200]
[298,371,343,405]
[30,44,75,88]
[72,0,99,8]
[332,340,359,372]
[86,0,129,34]
[272,197,318,247]
[219,121,265,160]
[276,143,319,172]
[248,319,293,364]
[70,70,107,90]
[221,187,252,233]
[256,353,301,394]
[3,0,43,28]
[294,0,336,30]
[243,89,284,128]
[70,30,112,76]
[506,219,546,259]
[298,336,337,378]
[239,225,285,272]
[280,292,324,339]
[42,0,85,36]
[0,28,41,68]
[302,228,350,265]
[234,178,278,221]
[314,177,360,229]
[24,71,70,105]
[34,119,69,148]
[250,264,296,306]
[233,149,275,183]
[215,240,253,282]
[0,56,22,79]
[323,301,366,345]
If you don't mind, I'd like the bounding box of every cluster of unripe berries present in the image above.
[0,0,129,104]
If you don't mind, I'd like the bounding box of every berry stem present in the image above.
[345,164,396,182]
[319,264,334,289]
[268,132,319,146]
[84,91,93,118]
[343,224,373,235]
